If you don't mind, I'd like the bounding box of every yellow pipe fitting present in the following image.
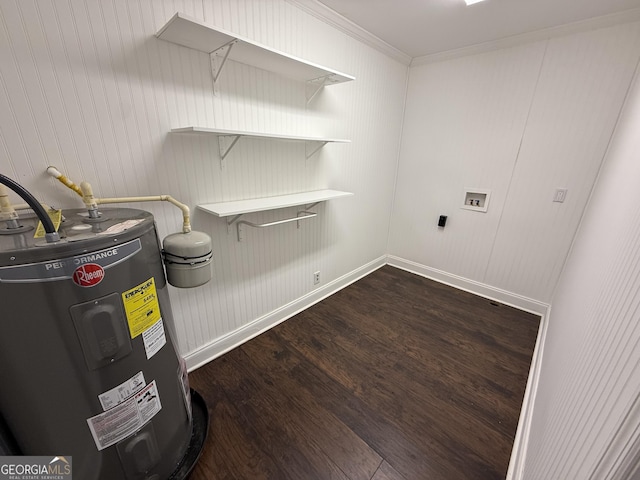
[46,166,83,197]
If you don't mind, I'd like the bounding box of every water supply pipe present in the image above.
[46,167,211,288]
[47,167,192,233]
[45,166,83,197]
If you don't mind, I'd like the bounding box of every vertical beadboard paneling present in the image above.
[0,0,408,355]
[521,66,640,479]
[389,21,640,305]
[388,42,546,282]
[484,23,640,302]
[189,0,406,347]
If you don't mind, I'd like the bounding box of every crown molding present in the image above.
[411,7,640,66]
[285,0,412,65]
[286,1,640,68]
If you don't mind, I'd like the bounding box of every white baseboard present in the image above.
[184,255,387,372]
[386,255,549,316]
[506,306,549,480]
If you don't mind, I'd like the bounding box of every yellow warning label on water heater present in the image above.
[122,277,161,338]
[33,208,62,238]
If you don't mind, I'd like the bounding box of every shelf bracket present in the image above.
[218,135,242,167]
[227,214,243,226]
[225,213,243,235]
[295,209,316,229]
[305,140,328,159]
[210,39,237,84]
[236,211,317,242]
[306,76,329,104]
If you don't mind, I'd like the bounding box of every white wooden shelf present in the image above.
[198,190,353,217]
[171,127,350,144]
[156,12,354,100]
[171,126,350,161]
[198,189,353,242]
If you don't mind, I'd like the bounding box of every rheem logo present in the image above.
[72,263,105,287]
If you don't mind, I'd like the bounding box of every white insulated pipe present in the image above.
[45,167,211,287]
[79,181,192,234]
[0,183,19,223]
[1,183,55,221]
[47,167,192,233]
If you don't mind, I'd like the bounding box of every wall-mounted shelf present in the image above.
[198,189,353,217]
[171,127,350,164]
[198,189,353,241]
[156,12,355,101]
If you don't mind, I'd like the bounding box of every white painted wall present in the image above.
[0,0,408,361]
[518,58,640,480]
[389,22,640,304]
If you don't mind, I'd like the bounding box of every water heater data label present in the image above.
[142,318,166,359]
[98,219,144,235]
[87,380,162,451]
[98,371,146,411]
[122,277,161,339]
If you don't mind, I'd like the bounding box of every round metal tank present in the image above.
[0,208,194,480]
[163,231,212,288]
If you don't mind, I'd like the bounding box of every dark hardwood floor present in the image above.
[188,265,540,480]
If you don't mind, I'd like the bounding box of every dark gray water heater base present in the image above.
[0,208,207,480]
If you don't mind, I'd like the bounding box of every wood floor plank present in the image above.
[208,351,353,480]
[326,270,537,422]
[270,329,452,479]
[337,269,537,382]
[277,309,511,479]
[237,332,383,480]
[188,265,540,480]
[188,369,287,479]
[297,291,528,436]
[371,461,408,480]
[235,346,381,479]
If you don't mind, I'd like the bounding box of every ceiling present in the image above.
[315,0,640,58]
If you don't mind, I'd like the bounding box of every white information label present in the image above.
[136,381,162,423]
[87,381,162,451]
[178,358,192,422]
[98,371,146,411]
[142,318,166,359]
[98,219,145,235]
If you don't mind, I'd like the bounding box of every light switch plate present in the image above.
[553,189,568,203]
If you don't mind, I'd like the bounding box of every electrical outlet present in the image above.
[313,271,320,285]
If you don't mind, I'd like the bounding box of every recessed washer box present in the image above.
[461,189,491,212]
